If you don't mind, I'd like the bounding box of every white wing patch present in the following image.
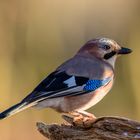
[64,76,76,87]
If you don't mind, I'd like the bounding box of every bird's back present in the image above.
[57,54,114,79]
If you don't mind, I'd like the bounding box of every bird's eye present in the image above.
[103,45,110,50]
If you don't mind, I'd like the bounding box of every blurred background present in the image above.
[0,0,140,140]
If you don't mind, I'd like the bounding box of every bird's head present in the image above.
[78,38,132,67]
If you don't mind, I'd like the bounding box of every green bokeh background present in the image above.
[0,0,140,140]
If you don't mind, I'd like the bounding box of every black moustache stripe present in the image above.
[104,51,116,59]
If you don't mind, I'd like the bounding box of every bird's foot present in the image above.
[62,111,96,128]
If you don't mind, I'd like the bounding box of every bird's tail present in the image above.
[0,101,36,120]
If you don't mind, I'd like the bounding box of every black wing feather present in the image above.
[22,71,89,103]
[33,71,71,92]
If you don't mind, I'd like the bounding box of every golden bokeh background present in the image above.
[0,0,140,140]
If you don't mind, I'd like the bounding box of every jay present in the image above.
[0,38,132,123]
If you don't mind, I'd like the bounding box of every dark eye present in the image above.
[103,45,110,50]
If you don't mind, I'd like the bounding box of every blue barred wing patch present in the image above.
[84,78,111,91]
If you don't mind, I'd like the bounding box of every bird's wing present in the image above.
[22,71,112,104]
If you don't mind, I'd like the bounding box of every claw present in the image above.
[62,111,96,128]
[62,114,74,124]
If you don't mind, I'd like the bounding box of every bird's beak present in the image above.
[118,47,132,55]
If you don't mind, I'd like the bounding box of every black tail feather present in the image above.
[0,102,27,120]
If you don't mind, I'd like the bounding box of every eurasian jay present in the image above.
[0,38,132,123]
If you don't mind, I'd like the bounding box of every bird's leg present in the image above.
[76,110,96,118]
[62,111,96,128]
[72,110,96,127]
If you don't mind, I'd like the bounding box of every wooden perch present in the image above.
[37,116,140,140]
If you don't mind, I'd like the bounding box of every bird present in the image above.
[0,37,132,123]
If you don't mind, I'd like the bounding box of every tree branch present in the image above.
[37,116,140,140]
